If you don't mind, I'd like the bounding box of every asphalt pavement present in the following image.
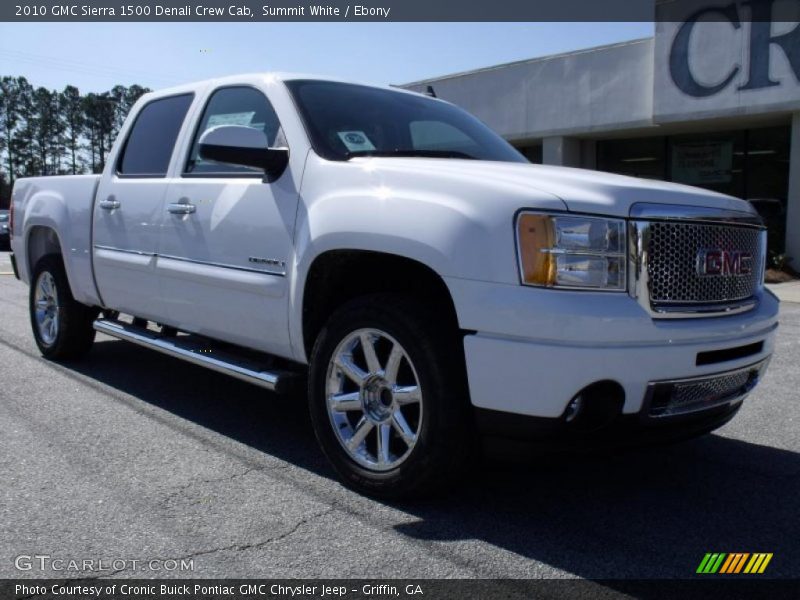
[0,250,798,582]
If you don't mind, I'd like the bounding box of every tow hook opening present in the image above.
[562,381,625,433]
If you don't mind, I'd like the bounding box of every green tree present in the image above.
[61,85,84,175]
[83,92,115,173]
[0,76,32,186]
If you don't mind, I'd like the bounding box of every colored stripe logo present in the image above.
[697,553,773,574]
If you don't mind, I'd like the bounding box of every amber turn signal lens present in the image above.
[517,213,556,286]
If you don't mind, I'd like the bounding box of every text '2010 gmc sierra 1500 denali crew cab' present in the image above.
[9,74,778,498]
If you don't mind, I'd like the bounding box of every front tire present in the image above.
[29,255,97,360]
[309,294,472,499]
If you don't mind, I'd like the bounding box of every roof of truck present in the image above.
[147,73,426,100]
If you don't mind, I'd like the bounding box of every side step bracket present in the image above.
[93,319,299,394]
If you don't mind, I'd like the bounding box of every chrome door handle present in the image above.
[99,198,120,210]
[167,202,196,215]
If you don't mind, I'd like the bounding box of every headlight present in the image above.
[516,212,627,291]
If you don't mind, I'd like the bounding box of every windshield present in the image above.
[285,80,527,163]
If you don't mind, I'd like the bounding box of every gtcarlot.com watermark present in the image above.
[14,554,194,573]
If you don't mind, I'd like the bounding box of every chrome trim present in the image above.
[92,245,286,276]
[94,319,282,391]
[628,217,765,319]
[167,202,196,215]
[158,253,286,277]
[644,358,770,419]
[540,248,626,258]
[630,203,764,229]
[93,244,155,257]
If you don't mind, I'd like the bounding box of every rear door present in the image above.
[157,85,299,357]
[93,93,195,320]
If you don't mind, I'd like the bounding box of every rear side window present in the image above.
[118,94,194,176]
[185,86,284,176]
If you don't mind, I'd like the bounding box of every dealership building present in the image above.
[405,12,800,261]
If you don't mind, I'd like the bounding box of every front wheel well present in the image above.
[302,250,461,359]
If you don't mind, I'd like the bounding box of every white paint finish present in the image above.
[158,177,296,356]
[10,175,101,306]
[156,76,306,357]
[9,72,780,422]
[199,124,269,149]
[91,177,171,316]
[786,112,800,261]
[445,277,779,348]
[464,325,776,417]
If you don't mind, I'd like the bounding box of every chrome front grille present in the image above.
[646,360,768,418]
[628,203,766,319]
[647,222,763,304]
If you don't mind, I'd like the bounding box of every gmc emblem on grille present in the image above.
[696,249,753,276]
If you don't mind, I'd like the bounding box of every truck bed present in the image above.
[11,174,101,305]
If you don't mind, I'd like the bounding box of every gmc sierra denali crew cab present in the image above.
[9,74,778,497]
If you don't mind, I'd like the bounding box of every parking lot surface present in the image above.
[0,250,798,581]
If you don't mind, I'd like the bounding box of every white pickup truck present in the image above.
[9,74,778,497]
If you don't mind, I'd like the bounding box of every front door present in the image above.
[93,93,194,320]
[158,85,298,357]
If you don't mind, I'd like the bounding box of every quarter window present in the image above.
[185,86,285,175]
[117,94,193,177]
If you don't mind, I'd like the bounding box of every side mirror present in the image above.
[198,125,289,182]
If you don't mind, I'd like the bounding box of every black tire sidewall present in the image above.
[29,255,95,359]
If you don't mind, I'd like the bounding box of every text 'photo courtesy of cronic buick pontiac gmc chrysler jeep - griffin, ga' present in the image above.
[8,74,778,498]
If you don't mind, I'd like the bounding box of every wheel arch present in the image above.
[27,225,64,277]
[297,249,462,363]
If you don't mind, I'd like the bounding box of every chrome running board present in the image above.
[93,318,298,394]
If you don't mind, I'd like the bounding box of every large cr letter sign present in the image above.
[670,0,800,97]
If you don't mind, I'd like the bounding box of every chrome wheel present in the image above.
[34,271,59,346]
[325,328,423,471]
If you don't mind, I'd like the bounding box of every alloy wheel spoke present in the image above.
[391,410,416,447]
[347,418,374,451]
[377,423,391,465]
[330,391,362,412]
[336,355,368,386]
[393,385,421,405]
[360,332,381,375]
[383,343,404,384]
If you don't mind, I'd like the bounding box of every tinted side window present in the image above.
[185,86,284,175]
[118,94,193,176]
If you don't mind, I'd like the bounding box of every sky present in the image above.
[0,22,654,93]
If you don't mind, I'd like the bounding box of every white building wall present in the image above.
[405,38,655,141]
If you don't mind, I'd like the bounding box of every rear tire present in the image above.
[29,254,97,360]
[308,294,472,499]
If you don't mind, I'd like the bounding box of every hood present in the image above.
[360,157,755,218]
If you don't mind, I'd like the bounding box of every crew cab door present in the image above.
[92,93,195,320]
[157,85,298,357]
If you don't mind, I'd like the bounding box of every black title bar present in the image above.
[3,0,800,22]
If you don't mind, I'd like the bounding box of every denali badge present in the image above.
[696,249,752,276]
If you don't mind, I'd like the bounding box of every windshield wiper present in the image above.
[344,149,476,160]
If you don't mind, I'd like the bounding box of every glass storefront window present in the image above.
[597,137,666,180]
[668,131,745,198]
[596,125,791,253]
[517,144,542,164]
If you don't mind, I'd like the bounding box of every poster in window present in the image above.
[671,141,733,184]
